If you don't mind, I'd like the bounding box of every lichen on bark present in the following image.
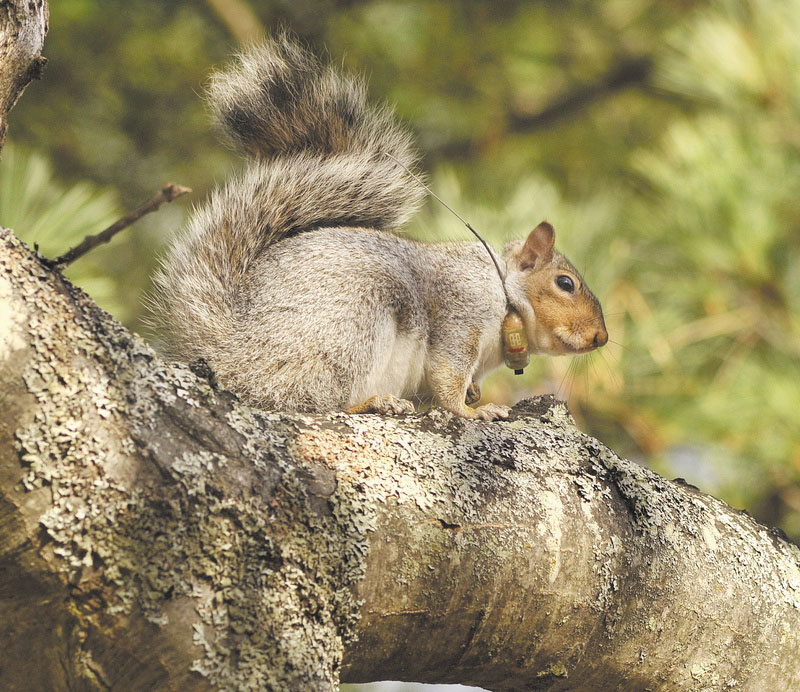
[2,228,800,691]
[2,229,369,690]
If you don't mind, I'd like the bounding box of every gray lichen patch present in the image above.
[335,401,635,684]
[0,269,28,359]
[331,393,800,689]
[2,230,366,691]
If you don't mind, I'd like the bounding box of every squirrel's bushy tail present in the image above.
[150,34,423,364]
[210,35,416,168]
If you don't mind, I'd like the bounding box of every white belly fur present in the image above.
[350,328,428,406]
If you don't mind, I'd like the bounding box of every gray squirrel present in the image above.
[150,35,607,420]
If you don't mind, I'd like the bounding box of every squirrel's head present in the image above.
[504,221,608,356]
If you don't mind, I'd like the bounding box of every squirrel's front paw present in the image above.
[470,403,511,421]
[348,394,416,416]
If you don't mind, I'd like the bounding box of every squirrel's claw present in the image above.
[465,382,482,406]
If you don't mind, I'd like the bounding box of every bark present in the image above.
[2,230,800,692]
[0,0,49,152]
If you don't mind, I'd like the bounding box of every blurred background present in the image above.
[6,1,799,688]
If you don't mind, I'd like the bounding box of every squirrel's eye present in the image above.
[555,275,575,293]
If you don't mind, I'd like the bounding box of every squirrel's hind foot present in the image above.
[348,395,416,416]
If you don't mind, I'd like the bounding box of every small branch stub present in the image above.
[48,183,191,267]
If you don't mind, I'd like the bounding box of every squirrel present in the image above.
[149,35,608,421]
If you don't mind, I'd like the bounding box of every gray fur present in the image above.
[150,35,606,418]
[150,35,429,409]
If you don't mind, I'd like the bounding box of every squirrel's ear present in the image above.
[519,221,555,270]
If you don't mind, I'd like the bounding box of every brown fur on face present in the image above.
[509,222,608,356]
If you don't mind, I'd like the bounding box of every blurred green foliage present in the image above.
[0,143,130,321]
[5,0,800,541]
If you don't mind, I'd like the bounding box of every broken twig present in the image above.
[47,182,191,267]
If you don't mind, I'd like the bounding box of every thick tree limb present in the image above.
[0,0,49,153]
[2,229,800,691]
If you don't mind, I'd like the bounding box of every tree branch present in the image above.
[507,55,654,132]
[46,183,191,267]
[205,0,264,44]
[432,55,655,161]
[0,0,49,154]
[2,228,800,691]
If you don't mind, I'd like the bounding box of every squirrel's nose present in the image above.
[592,329,608,349]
